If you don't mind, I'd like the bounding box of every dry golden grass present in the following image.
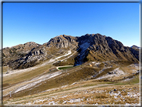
[2,66,9,73]
[3,64,52,88]
[3,58,140,105]
[9,66,99,98]
[4,60,139,98]
[3,76,140,105]
[27,84,139,105]
[115,74,139,85]
[87,50,118,62]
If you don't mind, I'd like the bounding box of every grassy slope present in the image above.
[11,66,99,98]
[4,78,139,104]
[3,60,140,103]
[115,74,139,85]
[11,61,139,98]
[3,64,52,88]
[2,66,9,73]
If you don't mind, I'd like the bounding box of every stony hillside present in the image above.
[2,42,40,66]
[2,34,139,70]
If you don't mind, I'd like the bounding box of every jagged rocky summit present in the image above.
[2,33,139,70]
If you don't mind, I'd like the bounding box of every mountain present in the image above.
[3,34,140,105]
[74,34,139,65]
[2,34,139,70]
[2,42,40,66]
[131,45,140,50]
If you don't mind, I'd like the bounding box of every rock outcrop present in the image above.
[43,35,78,49]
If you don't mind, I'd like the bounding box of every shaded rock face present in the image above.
[2,34,139,70]
[74,42,90,66]
[74,34,139,66]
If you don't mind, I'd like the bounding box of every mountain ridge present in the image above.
[2,33,139,70]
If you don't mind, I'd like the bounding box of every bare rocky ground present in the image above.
[2,50,141,106]
[24,84,140,106]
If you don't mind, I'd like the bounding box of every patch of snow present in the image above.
[62,95,68,98]
[111,68,125,75]
[114,96,117,99]
[123,77,133,81]
[60,51,76,62]
[95,62,101,66]
[14,71,62,93]
[61,85,68,88]
[3,50,72,77]
[63,100,67,104]
[43,50,72,64]
[71,82,77,85]
[95,68,125,80]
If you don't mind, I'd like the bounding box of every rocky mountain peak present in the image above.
[24,41,40,46]
[44,34,78,49]
[59,34,66,37]
[131,45,140,50]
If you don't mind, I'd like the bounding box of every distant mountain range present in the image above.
[2,33,139,70]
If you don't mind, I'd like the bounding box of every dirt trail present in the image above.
[3,50,76,96]
[3,50,73,77]
[9,84,113,104]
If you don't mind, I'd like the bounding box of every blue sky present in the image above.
[3,3,139,48]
